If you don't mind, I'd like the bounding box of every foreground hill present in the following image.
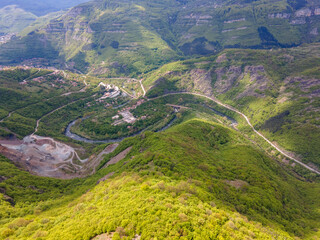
[1,0,320,75]
[0,120,319,239]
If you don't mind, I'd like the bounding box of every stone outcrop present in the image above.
[268,13,291,19]
[295,8,312,17]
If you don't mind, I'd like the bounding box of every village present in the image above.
[111,98,147,126]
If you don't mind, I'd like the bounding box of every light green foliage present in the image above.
[144,44,320,167]
[0,120,319,239]
[2,0,320,75]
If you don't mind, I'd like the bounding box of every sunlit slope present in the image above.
[143,44,320,169]
[0,120,319,239]
[1,0,320,75]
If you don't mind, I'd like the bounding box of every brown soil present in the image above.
[104,146,133,168]
[0,136,119,179]
[97,172,115,184]
[216,53,228,63]
[236,65,271,99]
[225,179,249,189]
[92,233,114,240]
[92,233,140,240]
[214,66,242,94]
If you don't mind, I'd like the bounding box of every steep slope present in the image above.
[0,0,180,75]
[172,0,320,50]
[0,5,37,34]
[143,43,320,172]
[1,0,320,75]
[0,120,319,239]
[0,0,89,16]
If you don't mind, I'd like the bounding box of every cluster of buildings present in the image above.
[97,83,121,101]
[110,99,148,126]
[120,99,145,112]
[112,110,137,126]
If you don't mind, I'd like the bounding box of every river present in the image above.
[65,103,236,144]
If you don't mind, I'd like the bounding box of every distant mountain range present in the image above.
[0,0,89,35]
[0,0,320,75]
[0,5,37,35]
[0,0,89,16]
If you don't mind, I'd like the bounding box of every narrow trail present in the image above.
[146,90,320,175]
[0,69,82,122]
[120,87,136,99]
[0,69,43,122]
[0,111,13,123]
[104,77,138,81]
[60,85,88,96]
[140,79,146,97]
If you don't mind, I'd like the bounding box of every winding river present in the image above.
[204,105,238,126]
[65,116,178,143]
[65,104,236,144]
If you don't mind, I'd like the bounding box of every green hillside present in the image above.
[0,0,89,16]
[143,43,320,170]
[1,0,320,75]
[0,5,36,34]
[0,0,319,239]
[0,120,319,239]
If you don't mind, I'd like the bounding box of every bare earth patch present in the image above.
[92,233,114,240]
[0,136,119,179]
[92,233,140,240]
[104,146,133,168]
[97,172,115,184]
[225,179,249,189]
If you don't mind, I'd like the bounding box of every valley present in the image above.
[0,58,319,239]
[0,0,320,239]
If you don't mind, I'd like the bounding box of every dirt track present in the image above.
[0,136,120,179]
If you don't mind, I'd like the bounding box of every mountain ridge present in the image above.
[1,0,320,76]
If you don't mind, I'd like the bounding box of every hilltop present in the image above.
[0,120,319,239]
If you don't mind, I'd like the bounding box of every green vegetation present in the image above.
[0,1,319,238]
[144,43,320,168]
[71,99,175,140]
[0,120,319,239]
[0,5,36,34]
[0,68,92,137]
[1,0,320,75]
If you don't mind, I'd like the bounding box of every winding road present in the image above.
[140,79,146,97]
[147,91,320,175]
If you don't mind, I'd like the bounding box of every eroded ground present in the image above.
[0,136,119,179]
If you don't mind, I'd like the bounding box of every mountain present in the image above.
[0,0,320,75]
[0,5,37,35]
[0,0,319,239]
[0,0,89,37]
[0,0,89,16]
[0,119,319,239]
